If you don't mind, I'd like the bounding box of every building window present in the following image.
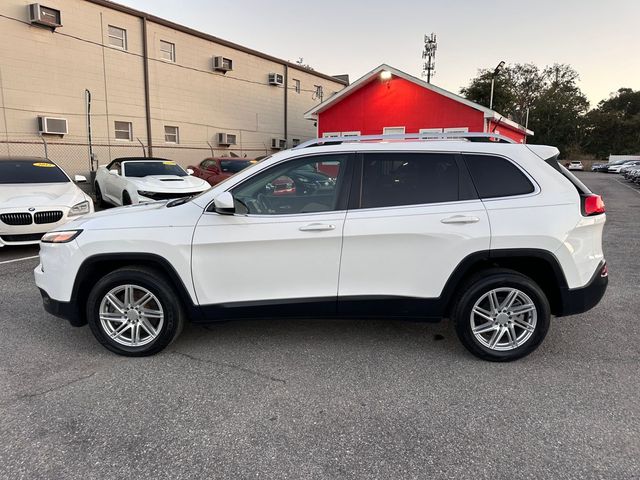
[322,132,340,138]
[341,131,361,137]
[293,79,301,94]
[108,25,127,50]
[114,121,132,141]
[291,138,301,147]
[164,126,179,144]
[383,127,406,135]
[160,40,175,62]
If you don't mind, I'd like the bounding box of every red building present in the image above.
[305,64,533,143]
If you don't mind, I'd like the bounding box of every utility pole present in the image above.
[422,33,437,83]
[489,60,505,110]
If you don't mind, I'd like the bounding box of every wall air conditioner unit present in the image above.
[28,4,62,28]
[271,138,287,150]
[268,73,284,86]
[213,56,233,72]
[217,132,237,146]
[38,116,68,135]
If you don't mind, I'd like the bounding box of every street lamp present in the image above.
[489,60,505,110]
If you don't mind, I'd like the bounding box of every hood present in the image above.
[128,175,209,192]
[0,182,87,209]
[59,199,203,231]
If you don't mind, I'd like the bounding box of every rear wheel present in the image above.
[86,267,184,356]
[452,270,550,362]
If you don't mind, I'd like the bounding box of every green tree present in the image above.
[461,63,588,156]
[581,88,640,158]
[528,64,589,155]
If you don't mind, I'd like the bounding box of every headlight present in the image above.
[137,190,156,198]
[68,200,90,217]
[41,230,82,243]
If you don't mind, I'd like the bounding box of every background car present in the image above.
[0,157,93,247]
[607,160,637,173]
[618,161,640,175]
[188,157,257,186]
[567,161,583,171]
[592,163,609,172]
[94,157,210,206]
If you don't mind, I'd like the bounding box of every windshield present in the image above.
[0,160,69,184]
[220,160,255,174]
[124,161,187,177]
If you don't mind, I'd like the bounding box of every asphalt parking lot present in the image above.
[0,172,638,479]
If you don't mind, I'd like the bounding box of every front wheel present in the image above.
[452,270,550,362]
[86,267,184,356]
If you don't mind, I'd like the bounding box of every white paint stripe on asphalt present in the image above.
[614,179,640,196]
[0,255,39,265]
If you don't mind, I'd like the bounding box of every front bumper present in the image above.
[557,261,608,317]
[39,287,84,326]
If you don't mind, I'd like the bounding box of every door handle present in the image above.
[299,223,336,231]
[440,215,480,224]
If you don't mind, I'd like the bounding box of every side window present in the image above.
[464,155,534,198]
[232,155,348,215]
[360,153,459,208]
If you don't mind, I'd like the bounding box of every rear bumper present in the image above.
[39,288,85,327]
[557,261,608,317]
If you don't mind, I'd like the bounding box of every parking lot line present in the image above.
[0,255,39,265]
[614,179,640,196]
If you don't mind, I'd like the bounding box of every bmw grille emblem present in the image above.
[28,207,36,212]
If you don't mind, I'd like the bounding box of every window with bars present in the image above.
[114,121,132,141]
[164,126,179,144]
[108,25,127,50]
[160,40,175,62]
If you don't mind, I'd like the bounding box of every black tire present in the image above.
[86,267,184,356]
[452,269,550,362]
[94,182,104,208]
[122,191,132,205]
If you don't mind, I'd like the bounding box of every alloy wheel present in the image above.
[98,284,164,347]
[470,287,537,351]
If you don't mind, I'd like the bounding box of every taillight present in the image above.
[582,194,605,216]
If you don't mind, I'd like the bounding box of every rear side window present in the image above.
[361,153,459,208]
[464,155,534,198]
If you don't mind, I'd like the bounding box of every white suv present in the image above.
[34,134,608,361]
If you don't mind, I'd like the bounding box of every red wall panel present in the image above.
[318,76,486,136]
[488,121,526,143]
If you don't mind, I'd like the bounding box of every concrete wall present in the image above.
[0,0,346,174]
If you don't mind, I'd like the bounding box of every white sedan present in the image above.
[0,157,94,247]
[94,157,209,206]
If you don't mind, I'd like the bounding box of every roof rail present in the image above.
[293,132,517,149]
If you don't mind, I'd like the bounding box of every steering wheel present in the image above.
[256,193,271,214]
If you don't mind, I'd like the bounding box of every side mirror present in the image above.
[109,169,119,175]
[74,174,87,183]
[213,191,235,215]
[186,168,194,175]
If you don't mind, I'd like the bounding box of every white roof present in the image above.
[304,64,534,136]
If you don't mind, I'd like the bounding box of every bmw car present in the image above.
[0,157,94,247]
[94,157,210,206]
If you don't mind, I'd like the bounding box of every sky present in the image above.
[119,0,640,108]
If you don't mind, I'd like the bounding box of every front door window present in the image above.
[231,155,349,215]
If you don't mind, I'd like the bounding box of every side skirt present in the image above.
[194,296,444,324]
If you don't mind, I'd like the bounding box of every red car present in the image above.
[188,157,257,186]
